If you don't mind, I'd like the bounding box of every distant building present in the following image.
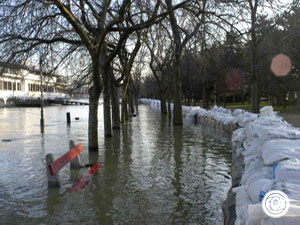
[0,61,68,105]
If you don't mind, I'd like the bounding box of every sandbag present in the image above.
[259,106,274,117]
[233,109,245,117]
[241,167,272,186]
[273,158,300,182]
[247,179,273,203]
[244,155,264,174]
[246,125,300,143]
[234,112,258,127]
[261,217,300,225]
[261,139,300,165]
[272,181,300,200]
[233,186,252,223]
[243,142,262,157]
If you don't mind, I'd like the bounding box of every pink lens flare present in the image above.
[271,54,292,77]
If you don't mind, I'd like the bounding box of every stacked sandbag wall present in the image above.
[230,107,300,225]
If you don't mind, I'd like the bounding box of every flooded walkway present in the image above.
[0,105,231,225]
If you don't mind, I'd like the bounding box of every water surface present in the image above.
[0,105,231,225]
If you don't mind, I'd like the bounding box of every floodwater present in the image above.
[0,105,232,225]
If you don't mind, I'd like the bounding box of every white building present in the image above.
[0,62,68,104]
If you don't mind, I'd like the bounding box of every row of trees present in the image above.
[0,0,298,151]
[141,1,300,111]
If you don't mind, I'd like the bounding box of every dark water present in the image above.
[0,105,231,225]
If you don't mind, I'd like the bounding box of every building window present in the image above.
[17,83,21,91]
[4,81,8,90]
[28,84,31,92]
[8,82,12,90]
[48,86,54,92]
[0,81,2,90]
[13,82,16,91]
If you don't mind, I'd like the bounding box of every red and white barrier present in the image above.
[46,140,101,190]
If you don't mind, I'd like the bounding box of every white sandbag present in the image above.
[247,204,265,221]
[260,219,274,225]
[241,167,272,186]
[262,217,300,225]
[248,202,300,224]
[273,158,300,182]
[261,139,300,165]
[212,113,235,125]
[234,112,258,127]
[182,105,193,113]
[244,155,264,174]
[233,109,245,117]
[243,142,262,157]
[247,179,273,203]
[197,108,208,117]
[259,106,274,117]
[187,107,201,117]
[246,124,300,144]
[255,116,290,128]
[232,128,246,148]
[272,181,300,200]
[212,105,232,114]
[243,138,256,150]
[233,186,252,223]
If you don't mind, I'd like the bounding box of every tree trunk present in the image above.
[88,88,101,151]
[297,91,300,109]
[166,0,183,125]
[202,86,206,108]
[223,92,227,108]
[110,77,120,129]
[251,81,259,113]
[103,68,112,137]
[160,91,167,115]
[173,54,183,125]
[167,72,172,118]
[134,94,139,115]
[128,90,135,115]
[88,54,102,151]
[202,82,210,109]
[121,84,128,123]
[187,95,191,106]
[241,88,245,104]
[249,0,259,113]
[283,94,287,109]
[268,94,272,105]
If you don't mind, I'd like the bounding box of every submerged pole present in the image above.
[40,58,44,132]
[66,112,71,125]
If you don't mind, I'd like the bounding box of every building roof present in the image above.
[0,61,61,78]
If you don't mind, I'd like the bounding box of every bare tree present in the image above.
[145,23,173,115]
[165,0,205,125]
[0,0,189,151]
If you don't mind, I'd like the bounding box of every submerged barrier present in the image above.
[141,99,300,225]
[46,140,101,191]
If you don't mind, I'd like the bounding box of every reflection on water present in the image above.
[0,105,231,225]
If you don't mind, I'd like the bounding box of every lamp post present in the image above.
[40,58,45,133]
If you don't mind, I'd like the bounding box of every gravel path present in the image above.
[279,112,300,127]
